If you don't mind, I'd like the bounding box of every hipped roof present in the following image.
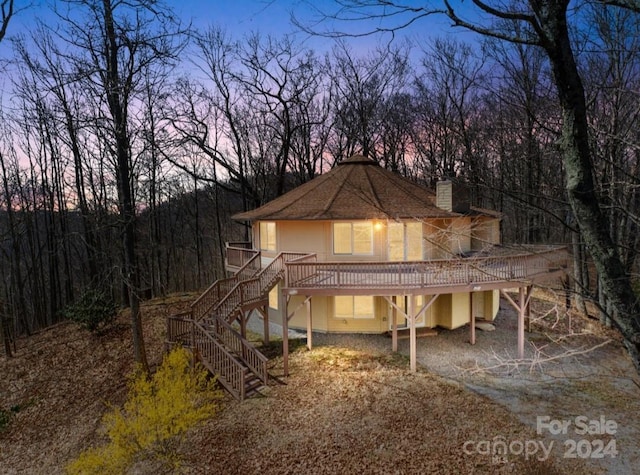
[232,154,495,221]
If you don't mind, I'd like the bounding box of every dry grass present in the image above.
[0,293,617,474]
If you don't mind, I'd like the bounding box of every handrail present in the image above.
[213,251,311,323]
[191,251,261,322]
[166,311,193,348]
[226,245,260,269]
[193,321,246,400]
[212,317,268,385]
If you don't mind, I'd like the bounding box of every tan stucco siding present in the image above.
[471,217,501,249]
[424,218,471,258]
[325,296,387,333]
[278,221,330,257]
[450,218,471,254]
[433,292,470,329]
[286,295,329,332]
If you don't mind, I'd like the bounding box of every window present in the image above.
[335,296,375,319]
[259,221,276,251]
[388,221,423,261]
[333,221,373,255]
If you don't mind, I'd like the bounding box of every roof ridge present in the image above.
[318,165,351,217]
[363,166,383,210]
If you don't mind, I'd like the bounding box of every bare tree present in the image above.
[327,41,410,164]
[51,0,187,371]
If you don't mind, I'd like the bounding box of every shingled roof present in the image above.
[232,154,483,221]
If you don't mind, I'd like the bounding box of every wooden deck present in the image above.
[225,245,568,296]
[166,244,569,395]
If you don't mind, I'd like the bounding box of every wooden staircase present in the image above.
[166,250,306,400]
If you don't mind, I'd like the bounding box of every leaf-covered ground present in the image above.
[0,293,636,474]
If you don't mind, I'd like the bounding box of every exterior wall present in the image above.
[287,295,329,332]
[285,295,387,334]
[471,217,501,249]
[276,290,500,333]
[424,218,471,258]
[433,292,469,329]
[489,289,500,321]
[278,221,330,258]
[255,217,501,334]
[254,217,479,261]
[450,218,472,254]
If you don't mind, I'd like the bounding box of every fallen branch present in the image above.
[459,338,612,376]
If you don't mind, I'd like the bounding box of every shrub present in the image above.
[67,347,222,474]
[0,404,24,433]
[63,289,117,332]
[0,407,11,432]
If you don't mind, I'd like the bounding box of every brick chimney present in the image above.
[436,179,470,213]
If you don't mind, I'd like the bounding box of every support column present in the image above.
[283,295,289,377]
[500,287,530,360]
[526,285,533,332]
[262,305,270,345]
[469,292,476,345]
[306,296,312,350]
[391,295,398,352]
[240,311,247,339]
[518,287,525,359]
[409,295,416,373]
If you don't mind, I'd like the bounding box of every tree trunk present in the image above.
[538,1,640,370]
[0,299,12,358]
[103,0,148,372]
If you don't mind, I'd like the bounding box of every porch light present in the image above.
[373,220,383,231]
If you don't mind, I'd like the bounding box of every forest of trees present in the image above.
[0,1,638,364]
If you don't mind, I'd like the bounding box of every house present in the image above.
[167,154,567,399]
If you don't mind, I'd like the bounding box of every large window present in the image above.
[259,221,276,251]
[388,221,423,261]
[335,296,375,319]
[333,221,373,255]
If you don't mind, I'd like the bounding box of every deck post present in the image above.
[518,286,525,359]
[306,296,312,350]
[392,296,398,352]
[525,285,533,332]
[409,295,416,373]
[262,305,270,345]
[469,292,476,345]
[239,311,247,339]
[283,295,289,376]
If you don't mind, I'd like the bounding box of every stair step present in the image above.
[244,377,265,397]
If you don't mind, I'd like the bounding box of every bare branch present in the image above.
[292,0,445,38]
[0,0,14,43]
[443,0,542,47]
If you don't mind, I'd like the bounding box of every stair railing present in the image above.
[193,321,246,400]
[191,250,260,322]
[212,317,268,385]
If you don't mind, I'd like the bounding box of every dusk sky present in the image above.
[3,0,468,54]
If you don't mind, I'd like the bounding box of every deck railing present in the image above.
[284,246,567,290]
[226,244,261,270]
